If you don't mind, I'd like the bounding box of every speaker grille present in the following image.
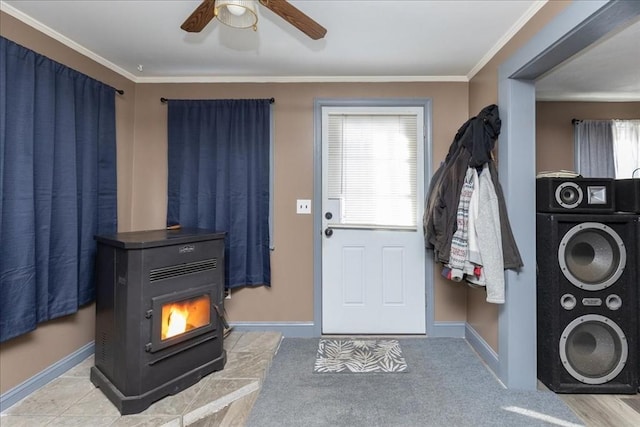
[560,315,628,385]
[536,213,639,393]
[558,222,626,291]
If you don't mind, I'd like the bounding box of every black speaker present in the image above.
[614,179,640,213]
[537,177,615,213]
[536,213,638,393]
[637,217,640,393]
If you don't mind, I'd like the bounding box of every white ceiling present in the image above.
[536,16,640,102]
[0,0,545,80]
[1,0,639,101]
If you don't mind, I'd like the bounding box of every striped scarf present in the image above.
[448,167,475,281]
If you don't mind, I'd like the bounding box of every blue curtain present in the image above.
[0,37,117,343]
[167,99,271,289]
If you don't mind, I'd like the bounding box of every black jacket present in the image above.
[423,104,523,270]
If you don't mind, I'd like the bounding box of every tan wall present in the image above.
[0,307,95,394]
[536,101,640,172]
[466,0,572,351]
[0,11,136,393]
[131,82,470,323]
[4,0,622,394]
[0,10,471,392]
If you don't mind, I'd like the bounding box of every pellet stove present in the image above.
[90,228,227,415]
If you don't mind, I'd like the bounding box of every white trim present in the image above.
[467,1,548,80]
[0,341,95,412]
[0,2,137,82]
[135,75,468,84]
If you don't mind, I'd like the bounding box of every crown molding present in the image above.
[467,0,548,80]
[1,1,138,81]
[135,75,469,84]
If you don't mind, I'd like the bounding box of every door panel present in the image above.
[382,247,404,304]
[343,246,364,304]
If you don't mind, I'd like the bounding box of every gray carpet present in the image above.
[247,338,584,427]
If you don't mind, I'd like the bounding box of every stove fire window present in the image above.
[161,294,210,340]
[151,286,217,352]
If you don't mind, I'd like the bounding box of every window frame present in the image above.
[323,107,423,230]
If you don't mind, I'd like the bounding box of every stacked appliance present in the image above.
[536,176,639,393]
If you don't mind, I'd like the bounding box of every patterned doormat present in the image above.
[313,339,408,373]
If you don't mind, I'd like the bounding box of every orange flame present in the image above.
[160,294,211,341]
[164,306,189,339]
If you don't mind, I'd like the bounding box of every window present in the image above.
[325,108,420,228]
[612,119,640,178]
[574,119,640,178]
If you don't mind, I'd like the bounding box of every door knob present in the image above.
[325,212,333,220]
[324,228,333,237]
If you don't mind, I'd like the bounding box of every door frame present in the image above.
[495,0,640,389]
[313,98,434,336]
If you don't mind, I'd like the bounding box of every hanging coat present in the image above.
[423,104,523,270]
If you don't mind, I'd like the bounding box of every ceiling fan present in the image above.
[181,0,327,40]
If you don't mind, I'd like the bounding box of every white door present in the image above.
[321,106,426,334]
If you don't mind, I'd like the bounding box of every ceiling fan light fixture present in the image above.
[215,0,258,30]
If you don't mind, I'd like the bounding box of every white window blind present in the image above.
[612,119,640,178]
[327,113,418,227]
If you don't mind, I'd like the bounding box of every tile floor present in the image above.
[0,331,282,427]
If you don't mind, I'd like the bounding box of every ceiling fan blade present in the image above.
[259,0,327,40]
[181,0,217,33]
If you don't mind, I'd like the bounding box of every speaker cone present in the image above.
[558,222,626,291]
[560,315,628,384]
[555,182,583,209]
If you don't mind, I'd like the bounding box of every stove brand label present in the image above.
[179,244,195,254]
